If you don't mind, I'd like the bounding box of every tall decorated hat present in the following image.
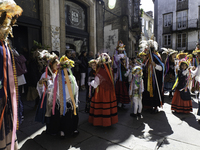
[138,40,158,57]
[176,51,188,60]
[97,53,112,64]
[116,40,126,51]
[161,48,178,56]
[0,0,23,40]
[132,66,143,76]
[192,42,200,55]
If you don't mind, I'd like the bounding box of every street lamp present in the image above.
[108,0,116,9]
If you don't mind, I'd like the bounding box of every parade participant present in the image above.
[162,48,178,98]
[89,53,118,126]
[0,1,23,149]
[112,41,130,108]
[85,59,97,113]
[129,66,144,118]
[139,40,164,113]
[35,51,79,137]
[171,58,193,113]
[191,44,200,121]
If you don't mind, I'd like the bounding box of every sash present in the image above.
[61,70,67,115]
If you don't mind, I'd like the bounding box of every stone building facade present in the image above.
[13,0,104,58]
[141,11,154,41]
[153,0,200,51]
[103,0,141,57]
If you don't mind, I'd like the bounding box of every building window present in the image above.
[164,13,172,27]
[142,18,145,26]
[163,34,171,46]
[177,33,186,48]
[177,10,187,29]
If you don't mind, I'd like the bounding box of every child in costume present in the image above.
[35,51,79,137]
[129,66,144,118]
[85,59,97,113]
[113,41,130,108]
[162,48,178,98]
[0,1,23,150]
[89,53,118,126]
[171,58,193,113]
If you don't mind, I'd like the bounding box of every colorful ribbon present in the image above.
[61,70,67,115]
[7,44,17,150]
[0,41,7,130]
[40,66,48,108]
[52,73,58,115]
[63,68,77,115]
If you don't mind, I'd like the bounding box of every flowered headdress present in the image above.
[88,59,97,67]
[60,55,74,68]
[138,40,159,57]
[132,66,143,76]
[179,58,189,67]
[192,42,200,55]
[176,51,188,60]
[0,0,23,40]
[97,53,112,64]
[116,40,126,51]
[161,48,178,56]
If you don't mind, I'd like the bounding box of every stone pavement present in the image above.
[17,91,200,150]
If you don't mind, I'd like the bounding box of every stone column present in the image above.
[40,0,51,51]
[50,0,60,53]
[59,0,66,56]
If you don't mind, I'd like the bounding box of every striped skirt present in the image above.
[89,87,118,127]
[171,90,192,113]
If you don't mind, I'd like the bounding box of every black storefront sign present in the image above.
[65,1,86,31]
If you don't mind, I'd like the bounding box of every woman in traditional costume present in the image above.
[113,41,130,108]
[36,51,79,137]
[139,40,164,113]
[0,1,23,150]
[162,48,178,98]
[171,58,193,113]
[85,59,97,113]
[89,53,118,126]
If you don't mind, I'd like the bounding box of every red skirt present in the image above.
[171,90,192,113]
[89,87,118,127]
[115,80,130,104]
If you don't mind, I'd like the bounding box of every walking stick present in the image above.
[149,47,163,108]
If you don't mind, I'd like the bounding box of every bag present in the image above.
[14,55,27,76]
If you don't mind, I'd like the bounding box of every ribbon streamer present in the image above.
[40,66,48,108]
[61,70,67,115]
[52,73,58,115]
[63,68,77,115]
[7,44,17,150]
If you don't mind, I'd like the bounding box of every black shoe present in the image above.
[137,113,142,118]
[130,113,137,117]
[72,130,79,137]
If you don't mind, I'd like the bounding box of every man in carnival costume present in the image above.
[139,40,164,113]
[112,40,130,108]
[89,53,118,126]
[0,0,22,149]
